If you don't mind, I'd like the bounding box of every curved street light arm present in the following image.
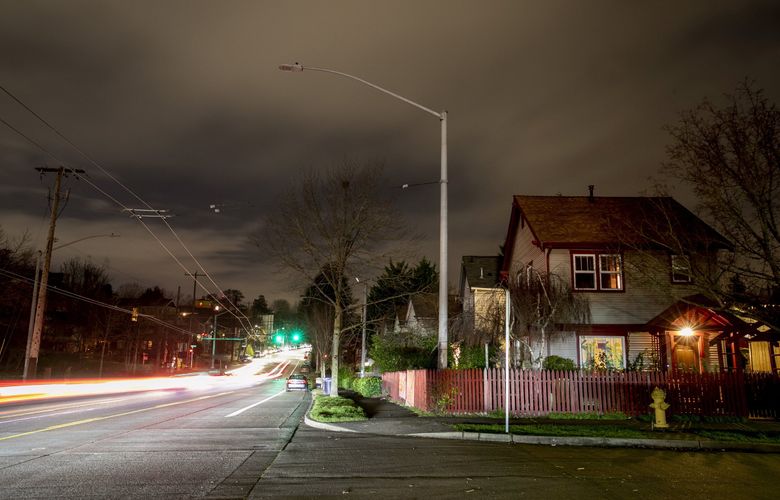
[53,233,120,251]
[280,63,444,119]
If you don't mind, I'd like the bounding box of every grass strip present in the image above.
[452,423,780,443]
[310,395,368,423]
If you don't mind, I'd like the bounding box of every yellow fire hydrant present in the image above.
[649,386,670,429]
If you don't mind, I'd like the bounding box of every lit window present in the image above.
[573,254,596,290]
[599,254,623,290]
[572,253,623,291]
[580,336,625,370]
[671,255,691,283]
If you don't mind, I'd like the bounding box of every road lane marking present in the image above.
[0,397,128,419]
[0,391,235,442]
[224,389,287,418]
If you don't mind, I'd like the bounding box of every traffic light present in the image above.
[274,334,284,344]
[131,307,139,322]
[291,331,301,343]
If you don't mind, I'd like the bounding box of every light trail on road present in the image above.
[0,356,299,405]
[0,391,236,442]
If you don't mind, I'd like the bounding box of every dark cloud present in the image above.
[1,1,778,303]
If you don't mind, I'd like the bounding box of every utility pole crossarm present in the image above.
[123,208,174,219]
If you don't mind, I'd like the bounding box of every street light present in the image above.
[279,62,449,368]
[211,305,232,370]
[24,232,120,380]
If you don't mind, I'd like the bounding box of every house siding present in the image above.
[627,331,655,367]
[549,249,699,324]
[509,216,546,276]
[473,288,504,332]
[549,332,577,362]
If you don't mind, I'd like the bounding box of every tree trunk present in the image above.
[329,304,342,397]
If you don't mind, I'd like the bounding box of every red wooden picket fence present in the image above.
[382,369,780,418]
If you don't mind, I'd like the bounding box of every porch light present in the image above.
[679,327,694,336]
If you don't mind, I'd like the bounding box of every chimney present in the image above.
[588,185,595,202]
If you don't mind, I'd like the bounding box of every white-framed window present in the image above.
[580,336,626,370]
[573,254,597,290]
[572,253,623,291]
[671,254,691,283]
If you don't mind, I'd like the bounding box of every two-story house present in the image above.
[459,256,504,340]
[499,194,778,373]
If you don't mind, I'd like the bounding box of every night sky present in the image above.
[1,1,778,305]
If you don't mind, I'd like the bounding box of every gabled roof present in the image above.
[408,293,460,320]
[502,195,732,275]
[514,195,729,247]
[461,255,502,289]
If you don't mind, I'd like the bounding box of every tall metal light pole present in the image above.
[279,62,449,368]
[355,277,368,378]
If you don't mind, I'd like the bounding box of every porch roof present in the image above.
[645,295,778,342]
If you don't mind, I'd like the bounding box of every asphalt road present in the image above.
[2,352,778,499]
[0,352,310,498]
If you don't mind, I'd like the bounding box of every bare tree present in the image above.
[647,81,779,330]
[506,268,590,368]
[261,160,404,395]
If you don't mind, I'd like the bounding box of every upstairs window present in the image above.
[671,255,691,283]
[600,254,623,290]
[572,253,623,291]
[573,255,596,290]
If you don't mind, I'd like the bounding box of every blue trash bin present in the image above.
[322,377,332,394]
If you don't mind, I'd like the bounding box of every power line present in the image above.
[0,267,193,337]
[0,86,254,332]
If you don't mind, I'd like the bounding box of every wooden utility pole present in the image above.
[24,167,83,379]
[184,271,202,307]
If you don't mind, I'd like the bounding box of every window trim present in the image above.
[571,251,624,292]
[578,335,627,370]
[572,253,597,291]
[670,254,692,283]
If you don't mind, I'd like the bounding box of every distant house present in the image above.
[500,194,778,373]
[459,256,503,337]
[403,293,460,337]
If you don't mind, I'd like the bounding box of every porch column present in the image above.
[769,341,778,374]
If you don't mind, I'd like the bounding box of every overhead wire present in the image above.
[0,85,254,332]
[0,84,252,328]
[0,267,193,337]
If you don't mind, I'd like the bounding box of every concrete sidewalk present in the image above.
[304,392,780,453]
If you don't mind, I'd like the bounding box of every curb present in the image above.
[302,395,359,433]
[406,430,780,452]
[300,398,780,453]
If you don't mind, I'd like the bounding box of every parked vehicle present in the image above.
[286,374,309,392]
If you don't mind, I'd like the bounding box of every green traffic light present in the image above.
[274,334,283,344]
[292,332,301,342]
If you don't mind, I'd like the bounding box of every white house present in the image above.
[498,194,779,373]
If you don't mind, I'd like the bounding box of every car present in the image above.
[300,365,310,374]
[286,373,309,392]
